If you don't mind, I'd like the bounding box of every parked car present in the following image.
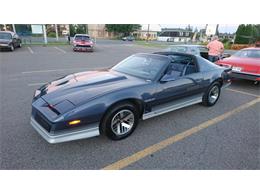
[31,52,231,143]
[122,35,135,41]
[0,31,22,51]
[165,45,231,60]
[165,45,209,59]
[216,47,260,83]
[72,34,94,52]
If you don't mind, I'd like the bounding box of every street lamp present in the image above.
[146,24,150,42]
[55,24,59,41]
[42,24,48,44]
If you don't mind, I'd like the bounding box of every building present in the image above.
[87,24,161,40]
[133,24,161,40]
[218,33,235,42]
[157,28,192,42]
[87,24,115,38]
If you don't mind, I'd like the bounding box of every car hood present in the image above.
[217,56,260,73]
[218,56,260,66]
[39,69,146,107]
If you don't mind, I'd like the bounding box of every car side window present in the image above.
[165,55,196,79]
[184,64,197,75]
[168,56,198,79]
[166,62,185,79]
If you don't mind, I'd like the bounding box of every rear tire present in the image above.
[202,82,221,106]
[18,42,22,48]
[101,102,139,140]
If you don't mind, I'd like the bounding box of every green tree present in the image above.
[69,24,87,36]
[235,24,259,44]
[105,24,141,36]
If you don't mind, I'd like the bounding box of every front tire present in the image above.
[10,44,14,51]
[101,102,139,140]
[202,82,221,106]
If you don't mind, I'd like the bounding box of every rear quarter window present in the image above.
[196,56,219,72]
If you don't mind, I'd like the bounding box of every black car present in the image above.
[165,45,231,60]
[0,31,22,51]
[31,52,231,143]
[165,45,209,59]
[122,35,135,41]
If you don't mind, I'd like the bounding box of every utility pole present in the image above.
[215,24,219,36]
[12,24,16,33]
[55,24,59,41]
[42,24,48,44]
[146,24,150,42]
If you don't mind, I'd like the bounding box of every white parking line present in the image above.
[28,82,46,86]
[226,88,260,98]
[27,46,34,54]
[54,46,66,54]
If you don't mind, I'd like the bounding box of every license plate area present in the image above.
[232,66,242,72]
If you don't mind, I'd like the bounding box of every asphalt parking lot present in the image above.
[0,40,259,170]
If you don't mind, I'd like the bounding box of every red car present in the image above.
[73,34,94,52]
[216,47,260,83]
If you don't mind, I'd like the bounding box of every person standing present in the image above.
[255,41,260,47]
[207,36,224,62]
[67,34,71,45]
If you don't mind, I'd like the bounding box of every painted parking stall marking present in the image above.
[54,46,66,54]
[226,88,260,98]
[28,82,46,87]
[27,46,34,54]
[102,97,260,170]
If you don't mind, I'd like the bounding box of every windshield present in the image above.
[0,32,12,40]
[233,50,260,58]
[112,54,169,80]
[74,35,90,41]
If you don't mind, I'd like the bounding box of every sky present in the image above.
[141,24,239,33]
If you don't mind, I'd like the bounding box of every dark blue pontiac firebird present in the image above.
[31,52,231,143]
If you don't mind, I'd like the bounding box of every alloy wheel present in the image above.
[111,109,135,136]
[208,85,219,104]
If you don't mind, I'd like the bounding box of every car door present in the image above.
[153,55,204,105]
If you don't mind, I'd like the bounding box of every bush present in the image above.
[224,42,231,49]
[47,32,56,38]
[231,44,255,50]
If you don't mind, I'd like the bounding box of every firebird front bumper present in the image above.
[73,45,94,51]
[30,117,100,144]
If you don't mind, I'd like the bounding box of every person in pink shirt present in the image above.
[207,36,224,62]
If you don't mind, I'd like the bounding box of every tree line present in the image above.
[235,24,260,44]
